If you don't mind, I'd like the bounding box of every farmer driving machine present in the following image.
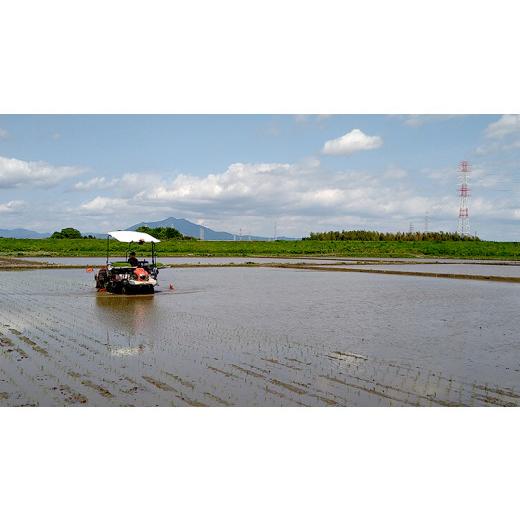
[95,231,160,295]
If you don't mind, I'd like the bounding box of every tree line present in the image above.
[303,230,480,242]
[49,226,194,240]
[51,228,95,239]
[135,226,195,240]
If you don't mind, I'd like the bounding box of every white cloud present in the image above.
[294,115,331,124]
[300,188,344,206]
[79,196,130,214]
[503,140,520,151]
[384,167,407,179]
[403,116,427,127]
[52,159,520,239]
[322,129,382,156]
[477,116,520,154]
[426,164,500,188]
[476,140,520,155]
[402,115,458,127]
[0,155,86,189]
[73,176,118,191]
[135,162,295,208]
[475,142,500,156]
[485,115,520,139]
[0,128,8,140]
[0,200,25,213]
[75,161,454,228]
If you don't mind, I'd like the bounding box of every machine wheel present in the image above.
[95,270,108,289]
[106,282,118,294]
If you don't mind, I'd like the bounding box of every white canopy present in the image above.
[108,230,160,243]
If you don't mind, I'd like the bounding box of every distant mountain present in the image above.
[0,228,50,239]
[126,217,297,241]
[0,217,297,240]
[0,228,105,239]
[127,217,234,240]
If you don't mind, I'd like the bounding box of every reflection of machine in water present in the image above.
[95,294,156,355]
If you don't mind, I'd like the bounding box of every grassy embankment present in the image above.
[0,237,520,260]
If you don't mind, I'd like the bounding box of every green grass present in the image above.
[1,237,520,260]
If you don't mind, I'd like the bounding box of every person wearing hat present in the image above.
[128,251,139,267]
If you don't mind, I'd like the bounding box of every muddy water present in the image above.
[1,267,519,406]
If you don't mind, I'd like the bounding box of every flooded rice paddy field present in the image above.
[315,256,520,264]
[322,263,520,277]
[18,255,520,278]
[21,256,341,266]
[21,255,520,266]
[1,266,519,406]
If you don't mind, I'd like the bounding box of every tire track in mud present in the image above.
[4,290,518,406]
[0,332,73,406]
[15,291,236,404]
[158,312,346,405]
[1,299,115,402]
[3,313,95,407]
[0,293,503,405]
[8,273,324,405]
[0,325,96,405]
[33,301,235,406]
[1,271,519,407]
[0,295,181,406]
[1,291,237,406]
[0,363,40,406]
[316,351,520,406]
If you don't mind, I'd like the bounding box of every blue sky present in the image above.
[1,114,519,239]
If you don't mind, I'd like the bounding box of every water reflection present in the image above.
[95,294,156,355]
[1,267,519,406]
